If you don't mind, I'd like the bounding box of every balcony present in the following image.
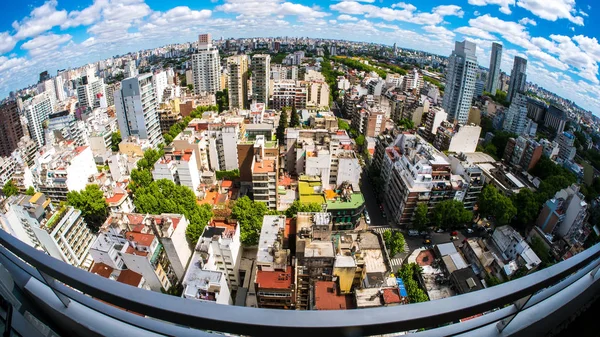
[0,229,599,336]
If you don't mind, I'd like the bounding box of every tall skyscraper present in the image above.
[37,78,58,111]
[54,76,66,102]
[507,56,527,103]
[153,70,168,103]
[486,42,503,94]
[442,40,478,125]
[76,74,106,110]
[191,34,221,95]
[24,93,54,148]
[114,74,163,149]
[227,55,249,110]
[251,54,271,105]
[0,100,24,157]
[503,92,529,134]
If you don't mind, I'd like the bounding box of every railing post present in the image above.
[589,263,600,279]
[38,271,70,308]
[496,294,533,333]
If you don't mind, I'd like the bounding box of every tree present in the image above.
[355,135,365,147]
[25,186,36,196]
[383,230,406,257]
[289,105,300,127]
[276,108,288,145]
[66,184,109,229]
[216,89,229,112]
[537,175,575,203]
[285,200,322,218]
[2,180,18,197]
[337,119,350,131]
[397,263,429,303]
[485,275,502,287]
[477,185,516,226]
[134,179,213,245]
[413,203,429,230]
[130,168,153,192]
[432,200,473,229]
[483,143,498,158]
[530,236,552,268]
[231,196,268,245]
[397,118,415,130]
[511,189,541,230]
[110,131,122,152]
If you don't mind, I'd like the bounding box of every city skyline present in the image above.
[0,0,599,115]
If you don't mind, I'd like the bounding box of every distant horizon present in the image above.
[1,0,599,116]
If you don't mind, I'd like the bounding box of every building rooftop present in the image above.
[304,241,335,258]
[255,266,293,290]
[257,215,286,264]
[326,192,365,210]
[253,159,276,174]
[314,281,354,310]
[334,255,356,268]
[125,231,155,247]
[355,288,384,308]
[116,269,144,287]
[90,262,114,279]
[382,288,403,305]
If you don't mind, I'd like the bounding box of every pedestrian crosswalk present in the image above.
[389,257,403,270]
[370,226,392,234]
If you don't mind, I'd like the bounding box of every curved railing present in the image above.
[0,229,599,336]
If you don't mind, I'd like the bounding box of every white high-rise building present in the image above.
[507,56,527,103]
[442,40,478,125]
[24,93,54,148]
[153,71,168,103]
[252,54,271,105]
[227,55,249,110]
[37,79,57,110]
[503,92,529,135]
[54,76,66,102]
[125,60,138,79]
[76,75,106,110]
[114,74,163,149]
[191,34,221,95]
[486,42,503,94]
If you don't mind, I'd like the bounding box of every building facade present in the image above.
[486,42,503,94]
[0,100,24,157]
[507,56,527,103]
[442,40,478,125]
[252,54,271,105]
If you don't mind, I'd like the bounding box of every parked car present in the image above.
[365,213,371,224]
[451,231,458,236]
[408,230,420,237]
[451,236,459,241]
[436,228,444,233]
[466,228,474,234]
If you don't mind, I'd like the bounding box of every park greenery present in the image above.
[25,186,36,196]
[383,230,406,257]
[2,180,18,198]
[371,61,408,76]
[483,90,510,107]
[478,185,517,226]
[163,105,218,145]
[133,179,213,244]
[231,196,268,245]
[423,76,444,90]
[321,55,343,103]
[338,119,350,131]
[66,184,108,229]
[111,131,122,152]
[432,200,473,229]
[396,263,429,303]
[285,200,322,218]
[530,236,553,268]
[397,118,415,130]
[331,56,387,78]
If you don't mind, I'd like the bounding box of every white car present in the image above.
[364,211,371,224]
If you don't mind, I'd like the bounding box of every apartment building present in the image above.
[227,55,250,110]
[24,93,54,148]
[556,132,577,162]
[251,136,279,210]
[0,100,24,157]
[503,136,543,171]
[152,149,200,195]
[536,184,588,245]
[191,34,221,95]
[252,54,271,105]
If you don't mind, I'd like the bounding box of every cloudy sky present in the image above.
[1,0,599,115]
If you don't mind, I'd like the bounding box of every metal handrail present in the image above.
[0,228,599,336]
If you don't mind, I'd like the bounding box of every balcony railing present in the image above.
[0,229,599,336]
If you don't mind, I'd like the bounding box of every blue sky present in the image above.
[1,0,600,115]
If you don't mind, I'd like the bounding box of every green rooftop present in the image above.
[298,178,326,205]
[326,193,365,210]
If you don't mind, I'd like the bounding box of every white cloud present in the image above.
[516,0,584,25]
[518,17,537,26]
[13,0,68,40]
[0,32,17,54]
[474,10,481,16]
[526,49,569,70]
[432,5,464,18]
[330,1,463,25]
[217,0,328,19]
[468,0,515,15]
[423,25,456,40]
[579,10,589,17]
[455,26,496,40]
[61,0,108,29]
[469,14,536,50]
[337,14,358,21]
[21,33,72,57]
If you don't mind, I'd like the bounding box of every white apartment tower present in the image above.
[486,42,502,94]
[503,92,529,135]
[227,55,249,110]
[507,56,527,103]
[192,34,221,95]
[442,40,478,125]
[252,54,271,105]
[125,60,138,79]
[24,93,54,148]
[114,74,164,149]
[153,70,168,103]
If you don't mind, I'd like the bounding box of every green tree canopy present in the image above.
[432,200,473,229]
[110,131,122,152]
[231,196,268,245]
[276,108,288,145]
[355,134,365,147]
[133,179,213,245]
[397,118,415,130]
[25,186,36,196]
[66,184,109,229]
[511,188,541,230]
[413,203,429,230]
[529,236,552,268]
[477,185,516,226]
[397,263,429,303]
[383,230,406,257]
[2,180,18,198]
[289,106,300,127]
[285,200,322,218]
[337,119,350,131]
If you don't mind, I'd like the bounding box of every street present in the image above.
[359,170,386,227]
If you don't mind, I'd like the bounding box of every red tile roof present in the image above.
[125,245,149,256]
[313,281,353,310]
[106,193,127,204]
[221,180,233,188]
[382,288,402,305]
[90,262,114,278]
[255,266,293,290]
[125,231,155,247]
[116,269,144,287]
